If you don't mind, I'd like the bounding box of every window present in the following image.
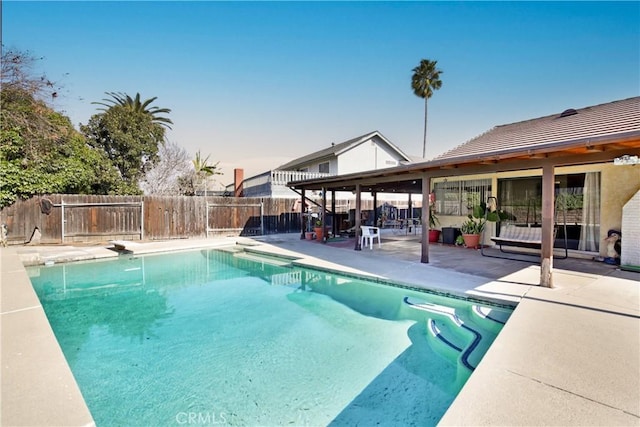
[498,173,601,251]
[433,179,492,216]
[318,162,330,174]
[498,177,541,224]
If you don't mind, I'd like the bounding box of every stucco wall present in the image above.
[294,136,401,175]
[338,137,400,175]
[621,190,640,267]
[431,163,639,255]
[600,163,640,254]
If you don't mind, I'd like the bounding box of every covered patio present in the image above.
[289,98,640,287]
[259,231,633,299]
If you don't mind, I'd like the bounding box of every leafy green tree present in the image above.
[0,109,128,206]
[81,104,166,189]
[82,91,173,190]
[94,92,173,129]
[0,48,125,207]
[411,59,443,159]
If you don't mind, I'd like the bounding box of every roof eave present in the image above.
[288,130,640,189]
[426,129,640,168]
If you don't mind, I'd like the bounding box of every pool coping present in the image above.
[2,237,639,426]
[1,246,95,427]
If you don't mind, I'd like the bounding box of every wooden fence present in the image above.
[0,195,378,244]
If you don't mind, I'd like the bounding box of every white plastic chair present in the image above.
[360,226,381,250]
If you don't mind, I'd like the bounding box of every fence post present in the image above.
[140,198,145,241]
[260,200,264,235]
[61,199,65,243]
[205,201,209,238]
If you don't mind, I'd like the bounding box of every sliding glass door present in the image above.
[498,172,601,251]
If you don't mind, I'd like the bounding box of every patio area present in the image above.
[279,229,630,281]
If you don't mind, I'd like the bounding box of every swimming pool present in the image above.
[28,247,512,426]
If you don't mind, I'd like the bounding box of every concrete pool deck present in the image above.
[1,233,638,426]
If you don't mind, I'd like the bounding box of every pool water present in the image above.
[28,248,512,426]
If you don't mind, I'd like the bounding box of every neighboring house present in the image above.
[228,131,414,198]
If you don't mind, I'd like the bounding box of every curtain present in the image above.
[578,172,600,251]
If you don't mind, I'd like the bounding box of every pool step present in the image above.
[216,246,244,254]
[232,251,292,267]
[471,304,512,334]
[403,297,482,372]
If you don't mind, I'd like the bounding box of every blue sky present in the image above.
[4,1,639,185]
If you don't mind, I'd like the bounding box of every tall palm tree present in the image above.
[94,92,173,129]
[192,150,220,195]
[411,59,443,159]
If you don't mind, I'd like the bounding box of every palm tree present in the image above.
[192,150,220,195]
[93,92,173,129]
[411,59,443,159]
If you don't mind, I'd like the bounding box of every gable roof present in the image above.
[434,96,640,161]
[288,96,640,195]
[277,130,412,171]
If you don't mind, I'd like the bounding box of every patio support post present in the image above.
[354,183,362,250]
[372,191,377,227]
[408,193,413,221]
[321,187,327,243]
[300,188,306,239]
[331,190,337,237]
[540,163,555,287]
[421,173,431,263]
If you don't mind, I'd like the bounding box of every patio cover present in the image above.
[287,97,640,287]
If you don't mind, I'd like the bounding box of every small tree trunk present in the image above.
[422,98,429,158]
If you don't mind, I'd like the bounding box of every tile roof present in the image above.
[434,96,640,161]
[277,130,412,170]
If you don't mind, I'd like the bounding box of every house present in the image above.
[429,96,640,254]
[288,96,640,285]
[229,130,414,198]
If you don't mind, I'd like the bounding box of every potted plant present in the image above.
[460,202,508,248]
[460,216,485,249]
[304,214,314,240]
[314,219,325,240]
[428,206,441,243]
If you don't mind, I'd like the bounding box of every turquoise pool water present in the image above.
[28,248,512,426]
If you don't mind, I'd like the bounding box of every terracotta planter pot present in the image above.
[305,231,314,240]
[428,229,441,243]
[314,227,324,240]
[462,233,481,249]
